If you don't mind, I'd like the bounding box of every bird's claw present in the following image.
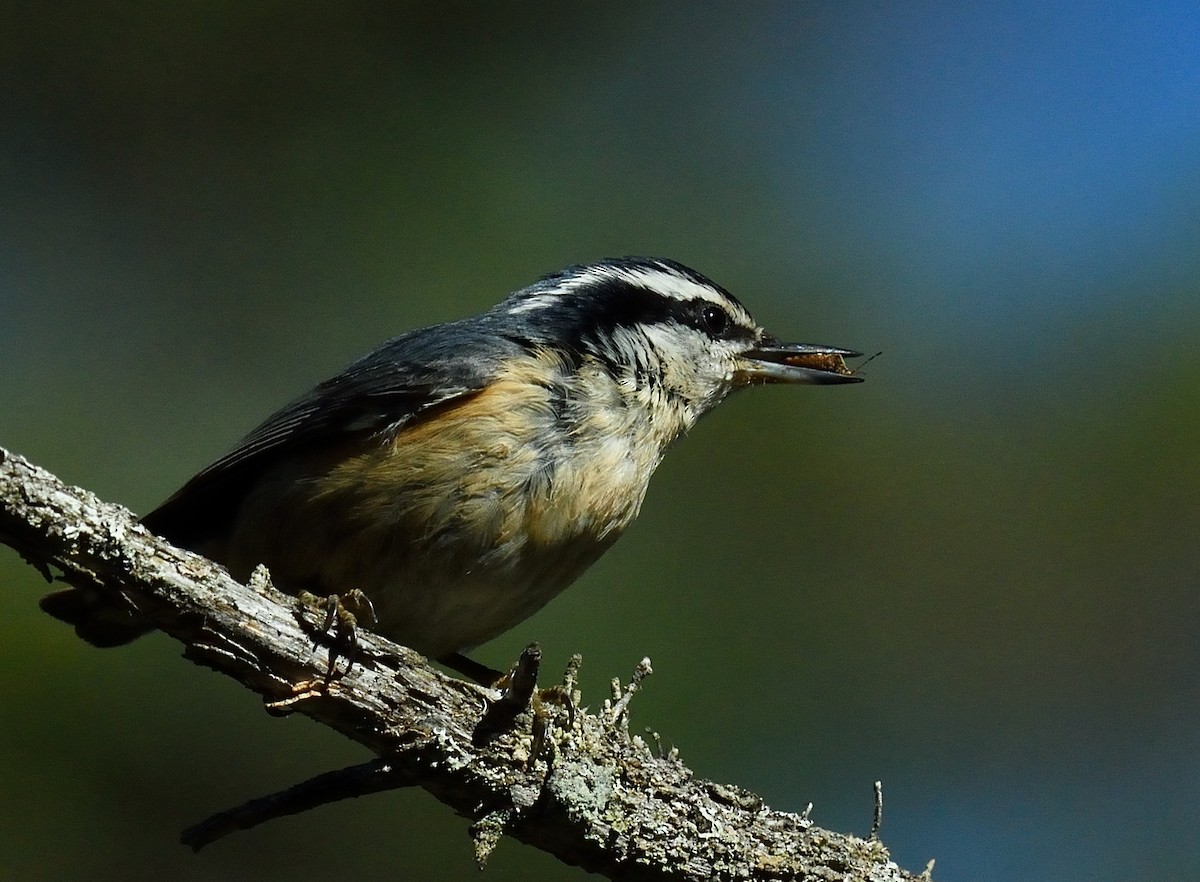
[294,589,376,681]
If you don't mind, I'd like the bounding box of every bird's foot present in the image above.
[528,683,575,766]
[293,588,377,682]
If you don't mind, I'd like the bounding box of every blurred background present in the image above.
[2,3,1198,880]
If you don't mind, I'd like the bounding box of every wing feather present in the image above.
[142,320,523,546]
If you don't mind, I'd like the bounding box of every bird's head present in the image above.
[494,257,862,432]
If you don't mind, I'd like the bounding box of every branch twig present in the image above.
[180,758,418,851]
[0,447,929,881]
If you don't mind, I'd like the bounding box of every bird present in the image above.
[41,257,863,678]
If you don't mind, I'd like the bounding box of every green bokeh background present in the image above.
[3,4,1198,880]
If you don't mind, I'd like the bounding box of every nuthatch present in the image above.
[42,257,862,676]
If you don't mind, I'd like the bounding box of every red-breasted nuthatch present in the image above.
[42,257,862,675]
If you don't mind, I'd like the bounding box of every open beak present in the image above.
[736,339,865,385]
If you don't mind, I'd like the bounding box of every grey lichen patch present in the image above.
[248,564,275,595]
[545,755,616,823]
[471,808,512,868]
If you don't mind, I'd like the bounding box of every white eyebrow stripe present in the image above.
[510,261,756,328]
[615,266,755,326]
[616,267,721,302]
[506,293,561,314]
[570,264,732,303]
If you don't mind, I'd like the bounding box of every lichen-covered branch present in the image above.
[0,447,930,881]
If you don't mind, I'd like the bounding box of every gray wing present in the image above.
[142,319,524,546]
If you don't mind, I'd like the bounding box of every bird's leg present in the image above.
[528,683,575,766]
[293,588,377,682]
[442,652,504,686]
[529,654,580,762]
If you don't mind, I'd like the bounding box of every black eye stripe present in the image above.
[498,270,757,353]
[550,278,735,330]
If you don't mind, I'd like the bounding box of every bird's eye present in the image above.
[698,305,730,336]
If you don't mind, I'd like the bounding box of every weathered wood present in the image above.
[0,446,929,881]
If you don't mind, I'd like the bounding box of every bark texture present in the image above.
[0,447,930,881]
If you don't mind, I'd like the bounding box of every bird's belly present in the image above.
[360,528,616,658]
[365,440,646,656]
[274,479,632,659]
[222,384,656,658]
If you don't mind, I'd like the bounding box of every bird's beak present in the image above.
[735,339,865,385]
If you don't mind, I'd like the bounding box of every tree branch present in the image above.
[0,446,930,881]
